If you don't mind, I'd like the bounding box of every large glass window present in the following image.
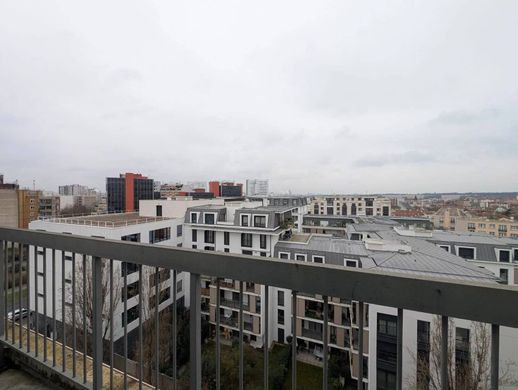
[241,233,252,247]
[260,234,267,249]
[149,228,170,244]
[204,213,215,224]
[204,230,215,244]
[499,250,510,262]
[224,231,230,245]
[241,215,249,227]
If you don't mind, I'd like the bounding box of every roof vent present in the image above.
[398,248,412,254]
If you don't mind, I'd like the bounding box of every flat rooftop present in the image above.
[40,212,171,227]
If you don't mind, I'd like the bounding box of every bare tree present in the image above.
[409,317,518,390]
[65,256,121,354]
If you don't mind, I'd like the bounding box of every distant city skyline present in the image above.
[1,1,518,194]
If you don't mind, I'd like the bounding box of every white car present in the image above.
[7,308,29,321]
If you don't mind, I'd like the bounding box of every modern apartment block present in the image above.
[208,181,243,198]
[106,172,154,213]
[28,212,186,350]
[58,184,93,196]
[308,196,391,217]
[455,217,518,238]
[246,179,269,196]
[0,175,41,228]
[182,201,300,347]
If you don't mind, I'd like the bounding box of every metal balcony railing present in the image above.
[1,227,518,390]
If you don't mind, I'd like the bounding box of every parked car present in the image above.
[7,308,29,321]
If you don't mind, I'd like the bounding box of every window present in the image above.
[224,248,229,253]
[192,244,197,249]
[260,252,267,257]
[241,215,249,227]
[514,249,518,262]
[260,234,267,249]
[121,262,139,276]
[192,229,197,242]
[176,225,182,237]
[242,250,253,255]
[498,250,510,263]
[254,215,266,228]
[122,233,140,242]
[123,280,139,301]
[122,305,139,326]
[204,230,215,244]
[279,252,290,260]
[278,309,285,325]
[277,291,284,306]
[500,269,509,284]
[190,212,198,223]
[177,279,183,293]
[295,254,306,261]
[149,227,171,244]
[156,205,162,217]
[204,213,215,225]
[312,255,325,264]
[345,259,358,267]
[224,232,230,245]
[457,247,475,260]
[204,246,215,251]
[241,233,252,247]
[438,245,450,252]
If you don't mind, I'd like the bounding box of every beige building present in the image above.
[456,217,518,238]
[0,175,40,228]
[428,207,470,231]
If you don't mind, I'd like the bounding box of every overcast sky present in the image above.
[1,1,517,194]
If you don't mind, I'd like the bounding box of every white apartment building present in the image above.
[182,202,298,348]
[246,179,269,196]
[309,196,391,217]
[28,212,186,347]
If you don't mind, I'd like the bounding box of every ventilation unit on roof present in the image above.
[398,248,411,254]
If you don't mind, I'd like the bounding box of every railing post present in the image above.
[491,324,500,390]
[92,256,103,389]
[357,302,364,390]
[441,316,449,390]
[396,308,403,390]
[190,273,201,390]
[0,240,5,367]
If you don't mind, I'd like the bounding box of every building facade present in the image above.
[308,196,391,217]
[455,217,518,238]
[107,172,154,213]
[246,179,269,196]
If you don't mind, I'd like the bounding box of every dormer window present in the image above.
[254,215,266,228]
[457,246,475,260]
[498,250,510,263]
[204,213,215,225]
[190,212,197,223]
[241,215,249,227]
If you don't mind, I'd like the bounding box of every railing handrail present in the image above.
[1,227,518,328]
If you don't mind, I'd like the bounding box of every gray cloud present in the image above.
[1,1,518,193]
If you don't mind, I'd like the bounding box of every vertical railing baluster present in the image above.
[189,273,201,390]
[357,302,364,390]
[27,245,33,353]
[239,281,244,390]
[18,244,24,348]
[92,256,103,389]
[138,264,143,390]
[61,250,66,371]
[72,252,76,377]
[124,262,128,389]
[11,242,15,344]
[82,255,87,383]
[323,296,329,390]
[155,267,159,389]
[172,270,177,390]
[0,240,5,346]
[292,291,297,390]
[43,247,48,361]
[110,259,114,390]
[216,278,220,390]
[52,248,56,366]
[441,316,449,390]
[491,324,500,390]
[264,285,269,390]
[2,241,7,342]
[34,245,38,354]
[397,308,403,390]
